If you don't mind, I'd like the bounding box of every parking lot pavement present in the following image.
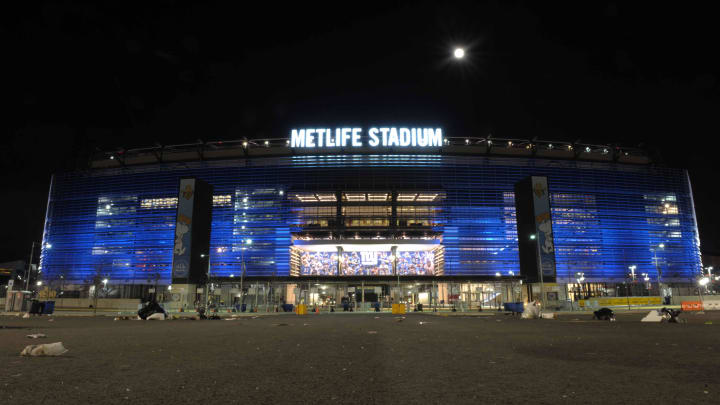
[1,312,719,404]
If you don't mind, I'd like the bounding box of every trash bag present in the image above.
[593,307,615,321]
[146,313,165,320]
[660,307,682,323]
[20,342,68,356]
[137,301,167,320]
[521,302,541,319]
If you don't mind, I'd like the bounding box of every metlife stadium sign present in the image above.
[290,127,443,148]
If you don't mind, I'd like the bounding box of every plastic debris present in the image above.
[521,303,541,319]
[138,301,167,320]
[368,331,378,334]
[22,313,30,319]
[541,313,556,320]
[26,334,47,339]
[20,342,68,357]
[146,313,165,320]
[593,308,615,321]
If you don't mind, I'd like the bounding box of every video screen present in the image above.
[394,251,435,276]
[299,250,434,276]
[299,251,339,276]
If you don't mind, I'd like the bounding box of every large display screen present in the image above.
[300,250,434,276]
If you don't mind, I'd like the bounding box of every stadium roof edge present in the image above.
[88,137,652,169]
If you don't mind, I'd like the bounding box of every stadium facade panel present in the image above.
[39,153,702,285]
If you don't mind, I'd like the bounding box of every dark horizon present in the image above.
[4,1,719,262]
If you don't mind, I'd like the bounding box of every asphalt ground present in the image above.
[2,311,719,404]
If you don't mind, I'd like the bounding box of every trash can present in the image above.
[241,303,247,312]
[42,301,56,315]
[29,300,42,315]
[417,303,423,312]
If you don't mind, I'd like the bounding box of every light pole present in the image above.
[651,243,665,299]
[627,265,637,309]
[530,233,547,310]
[575,272,585,308]
[698,276,710,307]
[24,241,38,290]
[239,239,251,310]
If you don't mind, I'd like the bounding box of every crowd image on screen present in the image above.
[300,251,338,275]
[300,250,434,276]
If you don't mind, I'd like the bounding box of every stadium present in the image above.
[37,129,703,311]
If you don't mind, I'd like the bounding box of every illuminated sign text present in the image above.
[290,127,443,148]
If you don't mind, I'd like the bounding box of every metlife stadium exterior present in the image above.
[38,130,703,309]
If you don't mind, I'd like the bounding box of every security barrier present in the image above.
[578,297,662,308]
[391,303,407,314]
[681,301,703,311]
[703,300,720,310]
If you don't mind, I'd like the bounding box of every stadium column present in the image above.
[336,246,343,275]
[514,176,557,308]
[169,177,214,312]
[391,190,398,237]
[392,245,399,301]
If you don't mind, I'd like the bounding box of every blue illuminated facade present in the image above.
[39,154,702,285]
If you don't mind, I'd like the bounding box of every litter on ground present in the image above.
[20,342,68,357]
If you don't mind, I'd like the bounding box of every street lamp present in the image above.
[238,238,252,309]
[626,265,637,309]
[698,276,710,307]
[628,265,637,280]
[651,243,666,300]
[453,47,465,59]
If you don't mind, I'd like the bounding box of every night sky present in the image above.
[3,1,719,263]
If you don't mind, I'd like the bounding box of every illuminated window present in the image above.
[293,193,336,202]
[397,193,417,201]
[213,195,232,207]
[367,193,389,201]
[294,194,318,202]
[140,197,178,209]
[344,193,367,202]
[316,194,337,202]
[415,193,439,201]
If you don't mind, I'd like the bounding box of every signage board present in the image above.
[290,127,443,148]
